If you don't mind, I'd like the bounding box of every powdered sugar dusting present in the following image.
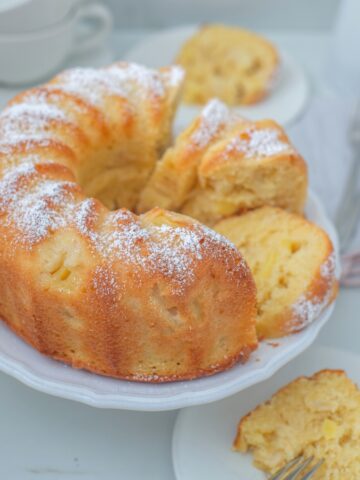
[73,198,99,242]
[320,251,336,280]
[54,63,176,107]
[0,165,102,248]
[74,206,247,294]
[0,163,36,214]
[98,215,203,292]
[0,161,35,182]
[129,372,160,382]
[291,252,337,331]
[0,102,67,150]
[163,65,184,87]
[191,99,234,149]
[13,182,70,242]
[0,164,77,245]
[108,63,165,97]
[54,68,124,106]
[92,266,121,299]
[291,291,331,331]
[1,165,94,247]
[224,127,291,159]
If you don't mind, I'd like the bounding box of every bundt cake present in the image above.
[0,62,258,382]
[138,99,307,226]
[234,370,360,479]
[215,207,337,339]
[176,24,279,105]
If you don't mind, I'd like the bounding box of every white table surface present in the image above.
[1,29,359,480]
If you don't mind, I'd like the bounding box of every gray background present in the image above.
[102,0,340,30]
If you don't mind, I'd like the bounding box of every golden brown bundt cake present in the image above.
[5,62,184,211]
[234,370,360,479]
[138,100,307,225]
[0,62,258,382]
[215,207,337,339]
[176,24,279,105]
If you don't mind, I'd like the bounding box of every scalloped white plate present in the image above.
[0,191,340,411]
[172,345,359,480]
[124,25,310,129]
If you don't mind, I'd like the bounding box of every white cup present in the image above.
[0,0,80,33]
[0,2,112,85]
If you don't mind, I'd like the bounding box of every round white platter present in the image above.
[124,25,310,129]
[0,191,339,411]
[172,345,357,480]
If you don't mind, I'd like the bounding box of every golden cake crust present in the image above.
[0,63,258,382]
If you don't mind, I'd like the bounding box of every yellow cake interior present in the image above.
[176,24,279,105]
[215,207,335,338]
[234,370,360,479]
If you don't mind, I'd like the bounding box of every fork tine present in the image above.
[284,457,314,480]
[269,456,323,480]
[283,456,314,480]
[299,459,324,479]
[269,456,304,480]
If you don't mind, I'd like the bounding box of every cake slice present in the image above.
[137,99,245,215]
[234,370,360,479]
[214,207,337,339]
[176,24,279,106]
[138,100,307,226]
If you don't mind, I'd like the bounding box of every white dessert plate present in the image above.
[124,25,309,129]
[172,345,357,480]
[0,191,339,411]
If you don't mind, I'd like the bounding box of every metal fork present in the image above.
[269,456,324,480]
[335,98,360,253]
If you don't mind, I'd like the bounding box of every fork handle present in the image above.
[335,152,360,252]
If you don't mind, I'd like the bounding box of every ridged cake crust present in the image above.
[0,63,257,382]
[138,99,308,225]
